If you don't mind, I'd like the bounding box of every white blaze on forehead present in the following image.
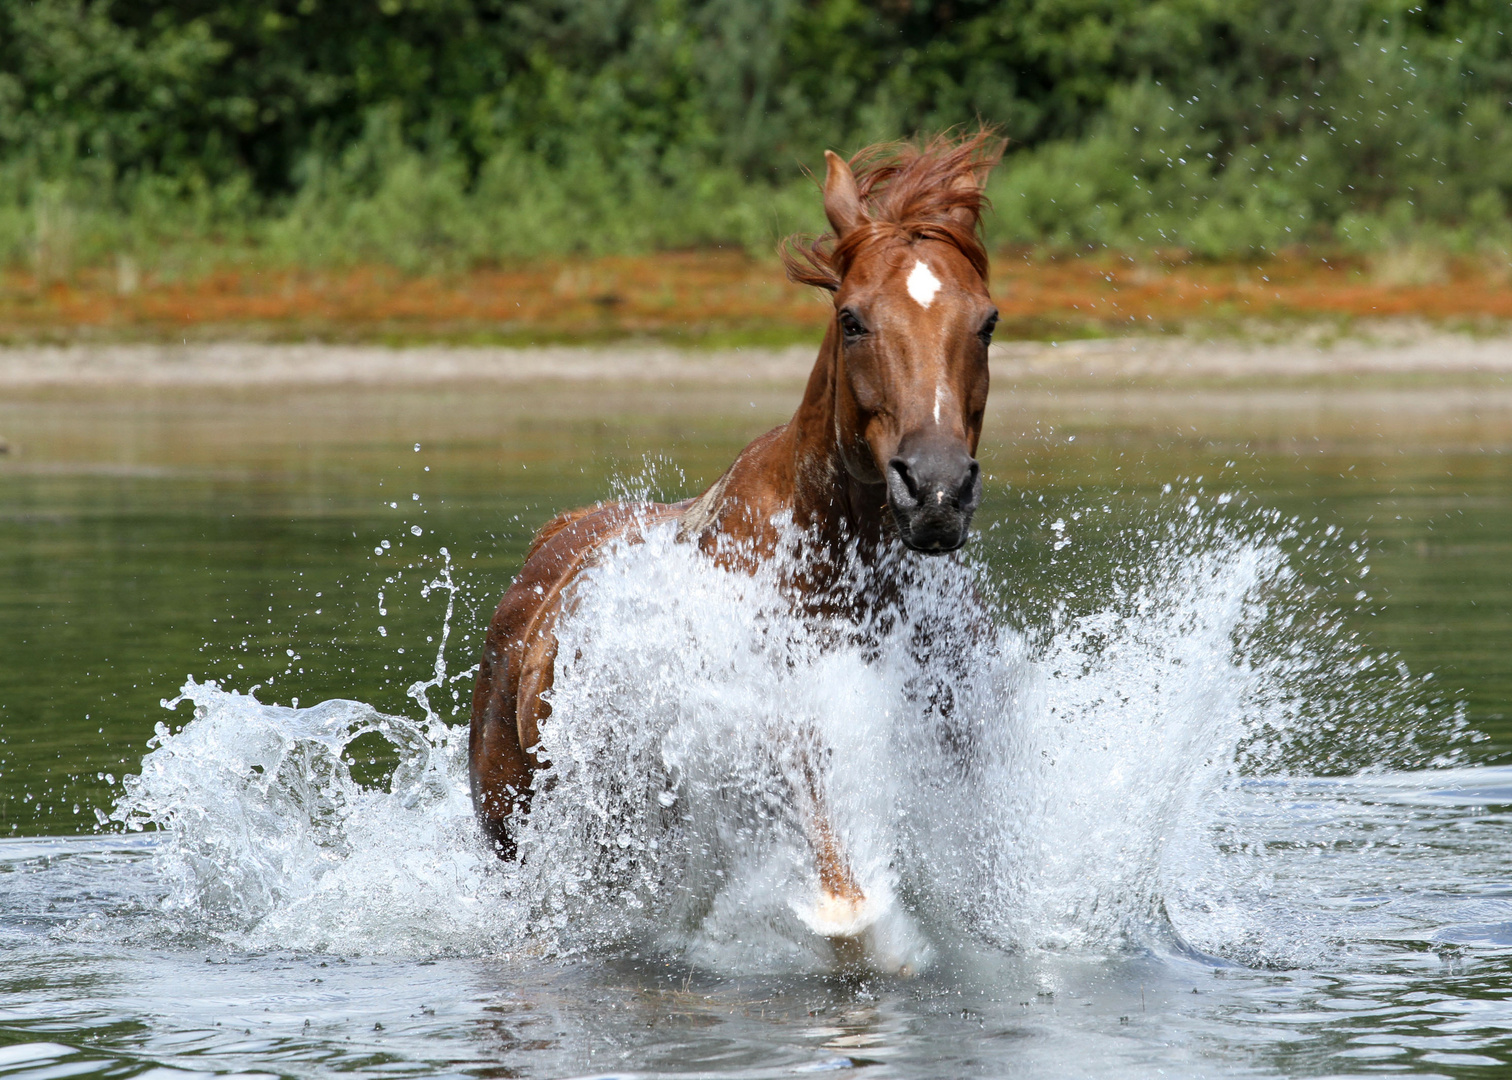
[906,259,941,308]
[934,384,945,423]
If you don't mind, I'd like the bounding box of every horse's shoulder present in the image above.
[675,422,799,551]
[673,430,767,538]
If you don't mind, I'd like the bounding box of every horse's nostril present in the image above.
[960,460,980,501]
[888,457,921,503]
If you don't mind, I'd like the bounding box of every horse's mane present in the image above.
[781,129,1005,292]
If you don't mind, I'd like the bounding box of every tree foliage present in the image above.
[1,0,1509,266]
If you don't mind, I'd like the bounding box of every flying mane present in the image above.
[781,129,1005,292]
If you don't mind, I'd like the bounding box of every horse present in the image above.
[469,130,1004,945]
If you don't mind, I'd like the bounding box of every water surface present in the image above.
[1,363,1510,1077]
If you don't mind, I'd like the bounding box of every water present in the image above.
[2,369,1511,1077]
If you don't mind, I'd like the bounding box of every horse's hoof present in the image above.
[794,890,931,977]
[797,889,881,939]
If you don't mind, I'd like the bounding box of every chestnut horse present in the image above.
[470,131,1004,937]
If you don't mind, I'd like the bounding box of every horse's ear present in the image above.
[823,150,865,237]
[943,169,989,231]
[943,134,1004,230]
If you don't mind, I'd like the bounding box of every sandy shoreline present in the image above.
[1,328,1510,390]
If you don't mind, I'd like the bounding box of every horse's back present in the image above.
[510,498,685,610]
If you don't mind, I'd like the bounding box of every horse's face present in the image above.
[823,155,996,555]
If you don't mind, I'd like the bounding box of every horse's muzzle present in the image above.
[885,438,982,554]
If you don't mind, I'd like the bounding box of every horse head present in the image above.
[786,132,1004,555]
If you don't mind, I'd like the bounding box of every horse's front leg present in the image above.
[788,738,871,937]
[802,758,864,906]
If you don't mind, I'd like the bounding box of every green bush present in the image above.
[1,0,1509,271]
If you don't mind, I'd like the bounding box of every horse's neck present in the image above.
[692,329,891,584]
[783,330,891,556]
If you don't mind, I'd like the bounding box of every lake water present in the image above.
[1,360,1511,1078]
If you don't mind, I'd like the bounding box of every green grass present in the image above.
[5,103,1512,282]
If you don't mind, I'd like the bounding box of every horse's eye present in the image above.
[978,312,999,345]
[838,310,867,341]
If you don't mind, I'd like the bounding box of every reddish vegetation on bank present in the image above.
[2,250,1509,343]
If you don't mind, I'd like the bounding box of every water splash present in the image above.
[110,550,511,955]
[109,506,1470,971]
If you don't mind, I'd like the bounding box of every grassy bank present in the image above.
[8,112,1512,281]
[5,1,1512,280]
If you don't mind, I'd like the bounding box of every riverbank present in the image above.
[0,322,1509,392]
